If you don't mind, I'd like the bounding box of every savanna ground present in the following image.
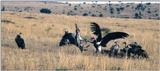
[1,11,160,70]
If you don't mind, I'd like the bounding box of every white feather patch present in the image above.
[98,46,102,52]
[96,42,101,45]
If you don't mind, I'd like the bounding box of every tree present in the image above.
[99,13,103,17]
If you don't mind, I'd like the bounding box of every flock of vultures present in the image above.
[15,22,149,59]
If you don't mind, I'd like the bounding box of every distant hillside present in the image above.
[1,1,160,20]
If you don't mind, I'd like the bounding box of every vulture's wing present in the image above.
[15,35,21,47]
[20,38,25,48]
[15,37,20,47]
[59,33,76,46]
[90,22,102,42]
[100,32,129,47]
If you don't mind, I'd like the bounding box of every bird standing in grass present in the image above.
[15,33,25,49]
[109,41,121,57]
[59,24,89,52]
[127,42,149,58]
[75,24,84,52]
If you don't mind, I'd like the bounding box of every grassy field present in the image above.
[1,12,160,70]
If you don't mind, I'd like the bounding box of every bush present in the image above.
[91,14,96,17]
[92,5,95,8]
[74,7,77,11]
[119,7,124,11]
[99,13,103,17]
[67,10,76,15]
[126,5,130,7]
[135,13,139,18]
[40,8,51,14]
[78,4,81,6]
[116,8,120,14]
[69,4,72,6]
[146,3,151,5]
[135,4,146,11]
[134,12,142,19]
[147,11,151,13]
[83,2,86,4]
[110,7,114,14]
[155,13,159,16]
[83,13,88,16]
[1,6,5,11]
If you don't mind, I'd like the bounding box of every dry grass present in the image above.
[1,12,160,70]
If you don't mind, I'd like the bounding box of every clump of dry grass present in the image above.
[1,12,160,70]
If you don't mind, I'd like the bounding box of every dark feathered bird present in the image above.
[90,22,129,53]
[15,33,25,49]
[59,24,88,52]
[59,31,76,46]
[126,42,149,58]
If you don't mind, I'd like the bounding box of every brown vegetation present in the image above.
[1,12,160,70]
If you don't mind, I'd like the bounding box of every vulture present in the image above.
[59,24,88,52]
[123,42,149,58]
[59,31,76,46]
[15,33,25,49]
[90,22,129,53]
[109,41,121,57]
